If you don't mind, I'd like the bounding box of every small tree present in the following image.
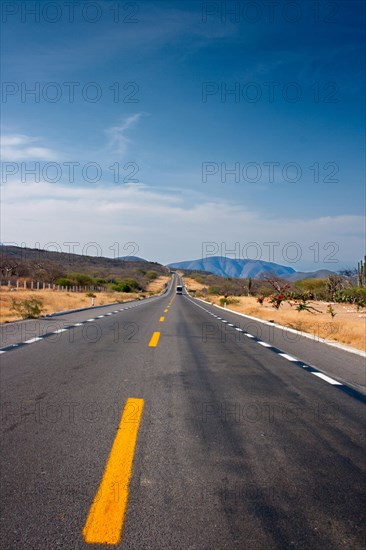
[10,297,44,319]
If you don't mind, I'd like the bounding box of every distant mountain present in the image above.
[168,257,333,280]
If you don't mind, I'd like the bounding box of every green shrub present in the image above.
[333,288,366,308]
[68,273,96,285]
[294,278,328,300]
[146,270,158,280]
[219,297,239,306]
[55,277,73,287]
[55,273,97,287]
[111,279,141,292]
[208,285,220,295]
[10,297,44,319]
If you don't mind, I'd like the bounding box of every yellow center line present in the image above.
[160,316,165,322]
[82,398,144,546]
[164,309,168,313]
[148,331,160,347]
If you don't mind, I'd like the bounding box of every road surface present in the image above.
[1,275,365,549]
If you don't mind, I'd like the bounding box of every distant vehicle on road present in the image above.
[176,285,183,294]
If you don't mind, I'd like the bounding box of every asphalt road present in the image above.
[1,275,365,549]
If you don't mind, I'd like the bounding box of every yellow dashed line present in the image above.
[148,331,160,347]
[83,398,144,545]
[160,316,165,322]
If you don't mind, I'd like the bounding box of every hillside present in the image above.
[0,245,169,290]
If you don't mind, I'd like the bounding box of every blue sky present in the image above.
[1,0,365,270]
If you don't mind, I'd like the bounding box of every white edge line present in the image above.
[188,297,354,392]
[193,297,366,357]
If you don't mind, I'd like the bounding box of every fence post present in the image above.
[37,281,40,290]
[24,280,27,289]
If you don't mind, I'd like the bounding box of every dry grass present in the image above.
[0,288,141,323]
[183,277,206,292]
[146,275,171,293]
[202,295,366,351]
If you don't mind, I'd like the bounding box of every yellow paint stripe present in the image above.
[160,316,165,322]
[82,398,144,545]
[164,309,168,313]
[148,331,160,347]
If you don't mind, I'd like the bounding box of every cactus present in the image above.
[358,256,366,287]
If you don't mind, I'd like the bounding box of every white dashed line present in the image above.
[312,372,342,385]
[87,319,96,322]
[278,353,298,362]
[24,337,43,344]
[188,297,362,401]
[73,323,83,327]
[53,329,68,334]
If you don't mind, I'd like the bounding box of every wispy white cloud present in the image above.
[104,114,144,156]
[0,134,58,161]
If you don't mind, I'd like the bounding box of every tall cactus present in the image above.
[358,256,366,287]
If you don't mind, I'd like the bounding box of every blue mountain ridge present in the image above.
[167,257,333,280]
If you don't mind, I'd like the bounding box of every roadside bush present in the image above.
[111,278,141,292]
[10,297,44,319]
[146,270,158,280]
[208,285,220,295]
[219,297,239,306]
[55,277,74,287]
[294,278,328,300]
[333,288,366,309]
[68,272,96,286]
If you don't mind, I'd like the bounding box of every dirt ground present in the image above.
[184,277,366,351]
